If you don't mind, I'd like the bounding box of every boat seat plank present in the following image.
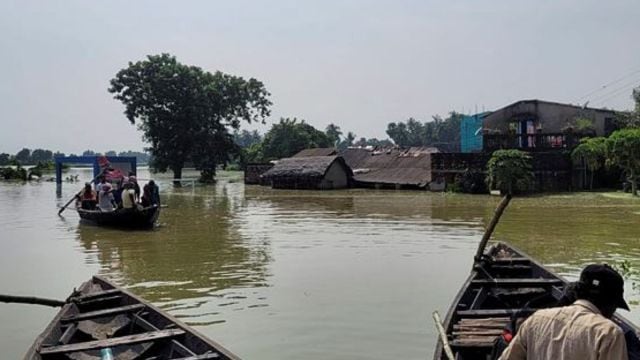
[491,258,530,264]
[58,324,77,345]
[130,313,196,357]
[72,289,121,302]
[471,278,562,286]
[39,329,185,355]
[457,308,536,317]
[172,353,221,360]
[61,304,145,323]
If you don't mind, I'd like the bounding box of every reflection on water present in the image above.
[1,169,639,359]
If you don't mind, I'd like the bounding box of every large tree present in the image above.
[325,123,342,147]
[385,112,463,151]
[486,149,533,195]
[571,137,606,190]
[109,53,271,183]
[260,118,333,160]
[14,148,31,164]
[606,128,640,196]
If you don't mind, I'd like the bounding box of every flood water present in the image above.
[1,168,640,359]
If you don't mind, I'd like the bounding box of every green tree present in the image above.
[82,150,98,156]
[105,150,118,157]
[109,53,271,183]
[31,149,53,163]
[385,112,463,150]
[486,149,533,195]
[606,128,640,196]
[261,118,333,160]
[325,123,342,147]
[15,148,31,164]
[571,137,606,190]
[337,131,356,150]
[0,153,10,166]
[233,129,262,148]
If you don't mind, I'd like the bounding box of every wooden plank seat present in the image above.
[71,289,122,302]
[471,278,563,286]
[39,329,185,355]
[61,304,145,323]
[457,308,536,317]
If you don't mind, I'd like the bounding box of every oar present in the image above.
[474,194,512,262]
[0,294,65,308]
[58,168,107,215]
[433,311,455,360]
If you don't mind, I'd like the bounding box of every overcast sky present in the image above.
[1,0,639,154]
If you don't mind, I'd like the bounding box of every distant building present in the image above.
[460,99,618,153]
[260,156,352,190]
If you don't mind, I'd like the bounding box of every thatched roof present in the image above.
[293,148,337,157]
[261,156,352,180]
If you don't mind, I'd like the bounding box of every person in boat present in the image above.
[76,183,97,210]
[95,176,107,193]
[98,182,116,212]
[121,182,137,210]
[499,264,630,360]
[141,180,160,207]
[129,174,141,202]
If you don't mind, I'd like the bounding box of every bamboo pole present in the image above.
[433,311,455,360]
[0,294,65,307]
[474,194,512,261]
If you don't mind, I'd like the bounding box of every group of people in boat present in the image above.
[496,264,639,360]
[76,173,160,212]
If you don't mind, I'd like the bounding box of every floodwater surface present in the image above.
[1,168,639,359]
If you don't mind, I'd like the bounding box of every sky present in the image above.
[1,0,639,154]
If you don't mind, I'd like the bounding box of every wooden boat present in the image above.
[77,205,160,228]
[25,275,239,359]
[434,242,640,360]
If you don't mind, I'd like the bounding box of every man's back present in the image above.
[499,300,627,360]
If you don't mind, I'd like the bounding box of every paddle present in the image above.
[0,294,65,308]
[474,194,512,262]
[58,167,108,216]
[432,311,455,360]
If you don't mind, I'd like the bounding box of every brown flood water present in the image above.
[1,168,639,359]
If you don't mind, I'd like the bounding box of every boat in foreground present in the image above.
[434,242,640,360]
[77,205,160,228]
[25,275,239,360]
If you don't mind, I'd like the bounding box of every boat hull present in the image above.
[77,205,160,228]
[433,242,640,359]
[25,275,240,359]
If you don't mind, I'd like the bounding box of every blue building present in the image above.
[460,113,489,153]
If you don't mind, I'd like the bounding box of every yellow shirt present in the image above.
[499,300,627,360]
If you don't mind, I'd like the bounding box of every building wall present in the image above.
[460,114,486,153]
[319,161,350,189]
[483,100,617,136]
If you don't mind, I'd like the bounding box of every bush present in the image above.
[454,169,488,194]
[486,149,533,195]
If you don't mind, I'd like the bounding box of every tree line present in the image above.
[0,148,151,166]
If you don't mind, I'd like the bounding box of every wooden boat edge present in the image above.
[91,275,241,360]
[432,241,640,359]
[24,275,241,360]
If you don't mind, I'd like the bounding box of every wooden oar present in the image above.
[474,194,512,262]
[58,168,107,215]
[0,294,65,308]
[433,311,455,360]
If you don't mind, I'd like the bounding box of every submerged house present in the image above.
[341,147,439,189]
[461,99,618,153]
[260,155,352,190]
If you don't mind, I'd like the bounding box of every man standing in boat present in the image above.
[499,264,630,360]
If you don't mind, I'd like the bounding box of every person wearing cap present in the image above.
[499,264,630,360]
[98,183,116,212]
